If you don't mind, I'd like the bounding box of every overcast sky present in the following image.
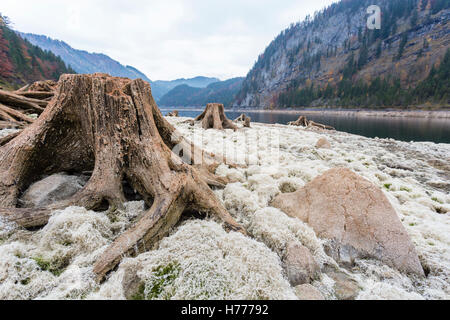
[2,0,336,81]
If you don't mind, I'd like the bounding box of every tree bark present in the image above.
[195,103,237,131]
[0,73,245,282]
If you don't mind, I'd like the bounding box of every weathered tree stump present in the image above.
[288,116,309,127]
[288,116,334,130]
[0,73,245,282]
[195,103,237,131]
[166,110,179,117]
[234,113,251,128]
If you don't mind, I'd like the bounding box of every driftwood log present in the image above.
[195,103,237,131]
[234,113,251,128]
[0,73,245,282]
[288,115,335,130]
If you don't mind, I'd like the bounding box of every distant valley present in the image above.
[18,32,221,102]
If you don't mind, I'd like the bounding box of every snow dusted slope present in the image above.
[0,119,448,300]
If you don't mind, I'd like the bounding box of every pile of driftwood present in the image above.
[0,80,56,129]
[288,116,335,130]
[0,81,57,146]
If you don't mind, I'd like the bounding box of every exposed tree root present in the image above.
[195,103,237,131]
[0,73,246,282]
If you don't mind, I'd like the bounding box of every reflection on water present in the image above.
[160,108,450,144]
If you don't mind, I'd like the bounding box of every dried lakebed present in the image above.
[0,118,449,300]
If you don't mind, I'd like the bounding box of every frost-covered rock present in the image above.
[272,168,424,276]
[20,173,88,208]
[283,241,320,286]
[325,267,361,300]
[315,137,332,149]
[295,284,325,300]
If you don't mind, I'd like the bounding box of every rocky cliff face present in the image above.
[234,0,449,108]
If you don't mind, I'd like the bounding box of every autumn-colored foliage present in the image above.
[0,24,74,88]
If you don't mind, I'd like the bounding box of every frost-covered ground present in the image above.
[0,119,449,300]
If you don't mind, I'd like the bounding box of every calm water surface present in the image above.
[160,108,450,144]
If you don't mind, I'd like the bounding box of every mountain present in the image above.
[18,32,152,84]
[234,0,450,108]
[159,77,244,107]
[0,21,74,89]
[152,76,220,102]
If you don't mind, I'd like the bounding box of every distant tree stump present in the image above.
[195,103,237,131]
[288,116,334,130]
[234,114,251,128]
[0,74,245,282]
[166,110,179,117]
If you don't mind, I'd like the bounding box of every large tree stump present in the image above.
[195,103,237,131]
[0,73,245,282]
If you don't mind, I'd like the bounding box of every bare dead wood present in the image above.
[0,207,52,228]
[0,89,46,113]
[0,103,35,123]
[195,103,237,131]
[0,73,245,282]
[0,131,21,146]
[288,116,309,127]
[14,91,54,100]
[0,120,21,129]
[234,113,251,128]
[288,115,335,130]
[166,110,179,117]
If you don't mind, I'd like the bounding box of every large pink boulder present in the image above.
[271,168,424,276]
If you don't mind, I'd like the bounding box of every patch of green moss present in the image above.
[383,183,392,190]
[32,256,67,277]
[131,263,180,300]
[131,283,146,300]
[20,278,30,286]
[431,197,444,204]
[400,186,412,192]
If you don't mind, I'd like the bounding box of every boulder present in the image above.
[271,168,424,276]
[19,173,88,208]
[283,242,320,286]
[324,267,360,300]
[315,137,332,149]
[294,284,325,300]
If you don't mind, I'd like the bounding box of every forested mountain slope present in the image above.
[0,17,74,89]
[159,77,244,107]
[234,0,449,108]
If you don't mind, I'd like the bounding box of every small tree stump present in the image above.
[166,110,179,117]
[234,114,251,128]
[288,116,334,130]
[195,103,237,131]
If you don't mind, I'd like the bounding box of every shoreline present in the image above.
[160,107,450,119]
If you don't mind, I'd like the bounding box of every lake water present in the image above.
[160,108,450,144]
